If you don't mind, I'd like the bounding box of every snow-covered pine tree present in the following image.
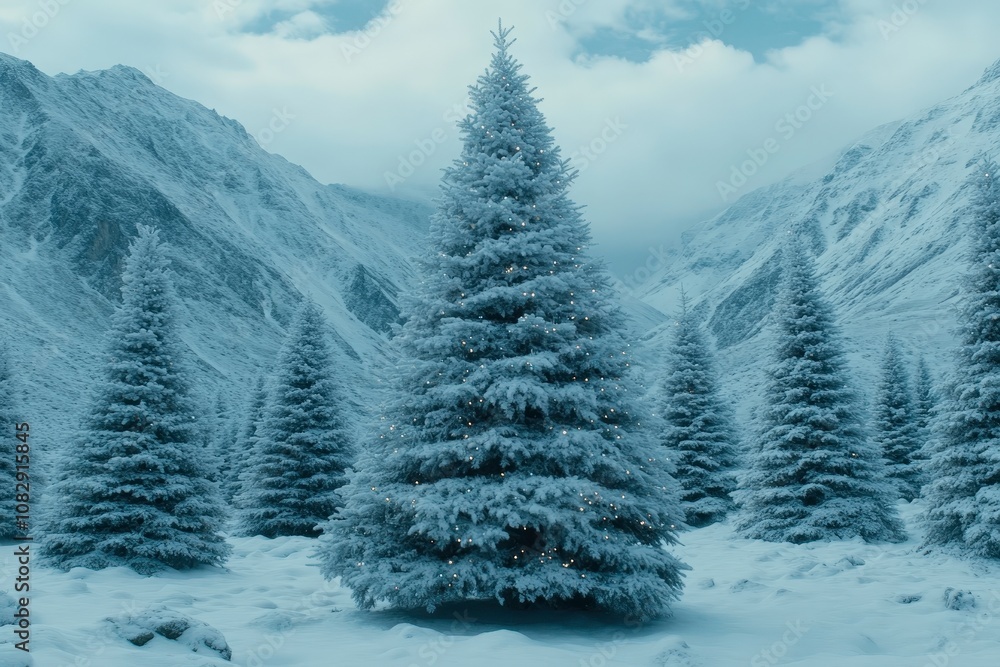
[923,162,1000,558]
[871,335,922,501]
[659,294,739,527]
[228,374,267,505]
[41,226,230,573]
[203,392,229,485]
[734,239,905,544]
[318,24,687,621]
[236,303,352,538]
[913,355,937,439]
[0,346,21,539]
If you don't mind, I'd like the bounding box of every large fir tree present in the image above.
[734,240,904,544]
[923,162,1000,558]
[659,296,739,527]
[41,226,230,573]
[0,347,20,539]
[236,303,352,538]
[871,335,922,501]
[318,24,686,620]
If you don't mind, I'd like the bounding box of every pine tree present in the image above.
[228,374,267,505]
[913,355,936,439]
[923,162,1000,558]
[734,240,904,544]
[236,303,352,538]
[318,24,687,621]
[659,296,739,527]
[41,226,230,573]
[871,335,922,501]
[0,347,21,539]
[209,392,228,470]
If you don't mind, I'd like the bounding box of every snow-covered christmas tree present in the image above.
[0,346,21,539]
[237,302,352,538]
[871,335,922,501]
[734,239,904,544]
[913,355,937,442]
[227,374,267,505]
[318,23,687,620]
[41,226,230,573]
[658,295,739,527]
[923,162,1000,558]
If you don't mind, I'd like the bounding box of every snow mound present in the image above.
[105,604,232,661]
[0,644,32,666]
[651,636,701,666]
[942,588,976,611]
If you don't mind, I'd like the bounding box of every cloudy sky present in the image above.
[3,0,999,275]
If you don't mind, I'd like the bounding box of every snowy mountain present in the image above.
[0,53,431,444]
[636,58,1000,410]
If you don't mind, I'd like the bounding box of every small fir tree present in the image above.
[41,226,230,573]
[659,296,739,527]
[871,335,923,501]
[236,303,353,537]
[0,347,21,539]
[228,374,268,506]
[913,355,937,440]
[734,240,905,544]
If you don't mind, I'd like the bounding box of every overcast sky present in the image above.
[3,0,999,275]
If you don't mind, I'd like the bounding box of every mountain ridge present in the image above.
[635,54,1000,415]
[0,51,432,450]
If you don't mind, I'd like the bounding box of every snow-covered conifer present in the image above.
[42,226,230,573]
[236,303,352,537]
[659,296,739,527]
[913,355,937,439]
[923,162,1000,557]
[872,335,922,501]
[735,240,904,543]
[318,24,686,620]
[227,375,267,505]
[0,347,21,539]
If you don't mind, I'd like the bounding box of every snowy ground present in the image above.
[2,501,998,667]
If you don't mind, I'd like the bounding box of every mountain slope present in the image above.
[0,53,432,448]
[637,59,1000,413]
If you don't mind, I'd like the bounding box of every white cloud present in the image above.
[1,0,998,273]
